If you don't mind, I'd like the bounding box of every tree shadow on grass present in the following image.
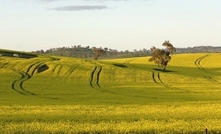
[153,68,176,72]
[38,64,49,73]
[113,63,128,68]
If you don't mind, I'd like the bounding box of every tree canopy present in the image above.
[149,41,176,71]
[92,47,105,60]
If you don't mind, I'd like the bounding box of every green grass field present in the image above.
[0,53,221,133]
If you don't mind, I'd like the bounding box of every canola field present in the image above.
[0,53,221,133]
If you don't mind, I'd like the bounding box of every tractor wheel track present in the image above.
[152,72,158,84]
[52,64,61,75]
[11,62,44,95]
[96,66,102,88]
[195,55,208,70]
[157,73,164,84]
[64,65,79,77]
[90,66,97,88]
[11,71,26,95]
[86,60,116,93]
[152,72,165,85]
[56,65,63,75]
[152,72,190,93]
[124,59,134,64]
[194,55,218,83]
[89,65,103,89]
[152,72,177,89]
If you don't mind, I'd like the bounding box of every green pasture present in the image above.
[0,53,221,133]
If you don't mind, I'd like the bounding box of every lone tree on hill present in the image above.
[149,40,176,71]
[92,47,105,60]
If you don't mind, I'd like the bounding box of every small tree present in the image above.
[92,47,105,60]
[149,41,176,71]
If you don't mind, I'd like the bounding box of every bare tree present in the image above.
[149,41,176,71]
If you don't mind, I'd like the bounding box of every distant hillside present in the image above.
[0,49,37,58]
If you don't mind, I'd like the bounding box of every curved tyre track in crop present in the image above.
[86,60,116,93]
[194,55,218,83]
[195,55,208,70]
[11,62,44,95]
[64,65,79,78]
[90,66,97,88]
[151,72,184,91]
[0,60,9,68]
[85,60,103,89]
[52,64,63,75]
[89,65,102,89]
[96,66,102,87]
[124,59,134,64]
[152,72,165,85]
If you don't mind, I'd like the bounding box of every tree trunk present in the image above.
[163,66,166,71]
[94,53,98,60]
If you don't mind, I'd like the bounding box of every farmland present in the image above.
[0,53,221,133]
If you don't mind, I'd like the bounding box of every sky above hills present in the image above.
[1,0,221,52]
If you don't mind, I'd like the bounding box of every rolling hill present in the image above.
[1,52,221,105]
[1,51,221,133]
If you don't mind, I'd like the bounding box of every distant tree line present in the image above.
[175,46,221,53]
[33,45,221,59]
[33,45,150,59]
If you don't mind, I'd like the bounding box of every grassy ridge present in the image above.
[1,53,221,133]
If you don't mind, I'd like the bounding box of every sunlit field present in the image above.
[0,53,221,133]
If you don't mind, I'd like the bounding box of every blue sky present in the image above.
[1,0,221,52]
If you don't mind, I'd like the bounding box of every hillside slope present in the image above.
[0,53,221,105]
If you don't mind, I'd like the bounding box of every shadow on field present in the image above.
[37,64,49,73]
[113,63,128,68]
[153,68,176,72]
[50,57,60,61]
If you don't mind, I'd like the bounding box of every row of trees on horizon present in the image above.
[33,45,221,59]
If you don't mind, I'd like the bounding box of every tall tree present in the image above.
[92,47,105,60]
[149,41,176,71]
